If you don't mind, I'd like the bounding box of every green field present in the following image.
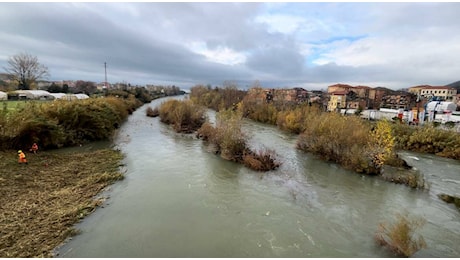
[1,100,50,112]
[1,100,26,112]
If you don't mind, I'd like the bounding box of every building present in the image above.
[408,85,457,102]
[327,84,354,94]
[327,90,348,111]
[380,92,417,110]
[273,88,308,103]
[327,84,393,109]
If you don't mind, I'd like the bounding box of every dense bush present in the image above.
[238,101,279,125]
[0,96,140,150]
[158,99,206,133]
[276,104,322,134]
[375,212,426,257]
[407,126,460,159]
[391,123,460,160]
[190,84,460,163]
[297,113,379,174]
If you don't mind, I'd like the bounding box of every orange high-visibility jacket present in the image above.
[18,152,27,163]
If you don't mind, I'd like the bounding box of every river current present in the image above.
[58,96,460,257]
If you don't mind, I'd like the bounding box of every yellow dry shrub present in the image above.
[368,120,396,168]
[375,212,426,257]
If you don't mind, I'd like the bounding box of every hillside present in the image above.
[446,80,460,91]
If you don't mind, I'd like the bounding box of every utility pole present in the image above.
[104,62,107,89]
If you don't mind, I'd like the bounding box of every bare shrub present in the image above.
[438,193,460,210]
[146,106,159,117]
[243,148,280,171]
[197,110,279,171]
[375,212,426,257]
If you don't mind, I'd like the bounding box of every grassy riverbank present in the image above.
[0,148,124,257]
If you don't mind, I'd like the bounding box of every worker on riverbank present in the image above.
[30,143,38,154]
[18,150,27,164]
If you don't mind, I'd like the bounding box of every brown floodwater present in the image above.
[57,96,460,257]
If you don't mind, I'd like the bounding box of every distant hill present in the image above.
[446,80,460,91]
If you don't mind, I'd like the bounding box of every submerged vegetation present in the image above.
[0,148,124,257]
[188,85,459,186]
[155,98,279,171]
[375,212,427,257]
[438,193,460,211]
[197,110,279,171]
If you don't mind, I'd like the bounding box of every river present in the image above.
[57,96,460,257]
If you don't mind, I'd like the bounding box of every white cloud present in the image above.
[254,14,305,34]
[187,41,247,66]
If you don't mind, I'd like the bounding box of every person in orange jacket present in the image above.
[18,150,27,164]
[30,143,38,154]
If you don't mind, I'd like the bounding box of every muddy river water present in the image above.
[58,96,460,257]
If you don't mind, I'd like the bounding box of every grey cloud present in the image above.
[246,42,305,77]
[0,2,459,89]
[0,3,252,86]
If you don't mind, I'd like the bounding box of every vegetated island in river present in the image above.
[0,87,183,257]
[156,85,460,191]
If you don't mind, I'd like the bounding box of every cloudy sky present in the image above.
[0,2,459,90]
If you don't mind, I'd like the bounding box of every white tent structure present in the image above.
[12,90,54,100]
[74,93,90,99]
[49,93,78,101]
[0,91,7,100]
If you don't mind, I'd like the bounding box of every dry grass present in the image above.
[0,149,124,257]
[375,212,426,257]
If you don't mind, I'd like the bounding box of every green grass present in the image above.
[1,100,51,113]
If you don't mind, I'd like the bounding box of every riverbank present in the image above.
[0,148,124,257]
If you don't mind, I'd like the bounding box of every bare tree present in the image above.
[4,52,49,90]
